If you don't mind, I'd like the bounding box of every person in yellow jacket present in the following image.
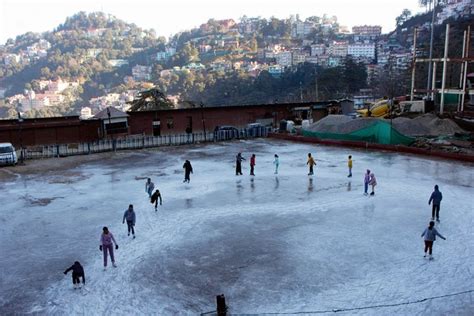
[307,153,316,175]
[347,155,353,178]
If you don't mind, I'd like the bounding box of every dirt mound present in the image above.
[306,115,378,134]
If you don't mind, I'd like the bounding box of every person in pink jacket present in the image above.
[369,172,377,196]
[99,226,118,270]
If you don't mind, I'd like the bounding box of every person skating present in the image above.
[428,185,443,222]
[369,172,377,196]
[235,153,245,175]
[64,261,85,289]
[421,221,446,260]
[100,226,118,270]
[183,160,193,183]
[273,154,279,174]
[364,169,371,195]
[347,155,353,178]
[122,204,136,238]
[145,178,155,198]
[307,153,316,175]
[151,189,162,211]
[250,154,256,176]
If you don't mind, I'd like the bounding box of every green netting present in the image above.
[303,120,415,146]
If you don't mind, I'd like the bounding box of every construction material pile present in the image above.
[306,114,465,137]
[392,113,465,136]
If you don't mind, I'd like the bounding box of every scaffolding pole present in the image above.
[410,28,418,101]
[440,24,450,114]
[460,25,471,112]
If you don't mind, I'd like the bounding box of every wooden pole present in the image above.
[458,30,467,111]
[431,62,437,101]
[440,24,449,114]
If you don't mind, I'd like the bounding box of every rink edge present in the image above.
[269,133,474,163]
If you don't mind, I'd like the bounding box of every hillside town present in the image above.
[0,0,473,118]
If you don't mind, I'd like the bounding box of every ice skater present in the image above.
[99,226,118,270]
[421,221,446,260]
[347,155,353,177]
[122,204,136,238]
[151,189,162,211]
[236,152,245,175]
[364,169,371,195]
[307,153,316,175]
[183,160,193,183]
[428,185,443,222]
[273,154,279,174]
[250,154,256,176]
[63,261,85,289]
[145,178,155,198]
[369,172,377,196]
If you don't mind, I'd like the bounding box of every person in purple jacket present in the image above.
[99,226,118,270]
[421,221,446,260]
[363,169,371,195]
[122,204,136,238]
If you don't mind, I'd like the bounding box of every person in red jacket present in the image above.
[250,154,256,176]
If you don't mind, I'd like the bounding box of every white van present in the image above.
[0,143,18,166]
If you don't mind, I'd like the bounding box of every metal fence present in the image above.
[21,127,270,160]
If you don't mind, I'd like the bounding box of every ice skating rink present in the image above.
[0,139,473,315]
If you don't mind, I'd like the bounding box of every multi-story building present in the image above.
[310,44,326,56]
[291,21,316,38]
[328,41,348,57]
[352,25,382,42]
[132,65,152,81]
[348,43,376,59]
[305,56,318,64]
[292,51,307,65]
[275,51,293,67]
[268,65,284,78]
[80,107,93,120]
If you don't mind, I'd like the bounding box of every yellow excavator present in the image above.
[357,99,390,118]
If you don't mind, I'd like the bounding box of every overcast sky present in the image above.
[0,0,424,44]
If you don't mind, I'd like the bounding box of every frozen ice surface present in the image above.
[0,139,473,315]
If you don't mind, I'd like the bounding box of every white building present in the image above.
[292,21,315,38]
[292,52,307,65]
[275,51,293,67]
[132,65,152,81]
[328,41,348,57]
[80,107,93,119]
[348,43,376,59]
[268,65,284,77]
[311,44,326,56]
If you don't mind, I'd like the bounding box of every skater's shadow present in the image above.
[347,181,351,191]
[250,178,255,192]
[185,198,193,209]
[363,202,375,220]
[274,176,279,190]
[308,178,313,192]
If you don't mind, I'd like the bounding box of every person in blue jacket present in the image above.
[123,204,136,238]
[428,185,443,222]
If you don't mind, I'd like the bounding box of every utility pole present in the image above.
[426,0,437,99]
[315,67,319,101]
[299,81,303,102]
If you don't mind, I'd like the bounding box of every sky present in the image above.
[0,0,424,44]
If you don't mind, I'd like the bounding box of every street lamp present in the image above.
[17,111,24,164]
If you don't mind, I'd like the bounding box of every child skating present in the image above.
[369,172,377,196]
[307,153,316,175]
[364,169,370,195]
[151,189,162,211]
[122,204,136,238]
[273,154,279,174]
[145,178,155,198]
[183,160,193,183]
[347,155,352,177]
[421,221,446,260]
[99,226,119,270]
[63,261,85,289]
[250,154,256,176]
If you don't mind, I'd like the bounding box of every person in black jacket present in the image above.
[64,261,85,289]
[235,153,245,175]
[183,160,193,183]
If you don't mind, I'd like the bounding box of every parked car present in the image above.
[0,143,18,166]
